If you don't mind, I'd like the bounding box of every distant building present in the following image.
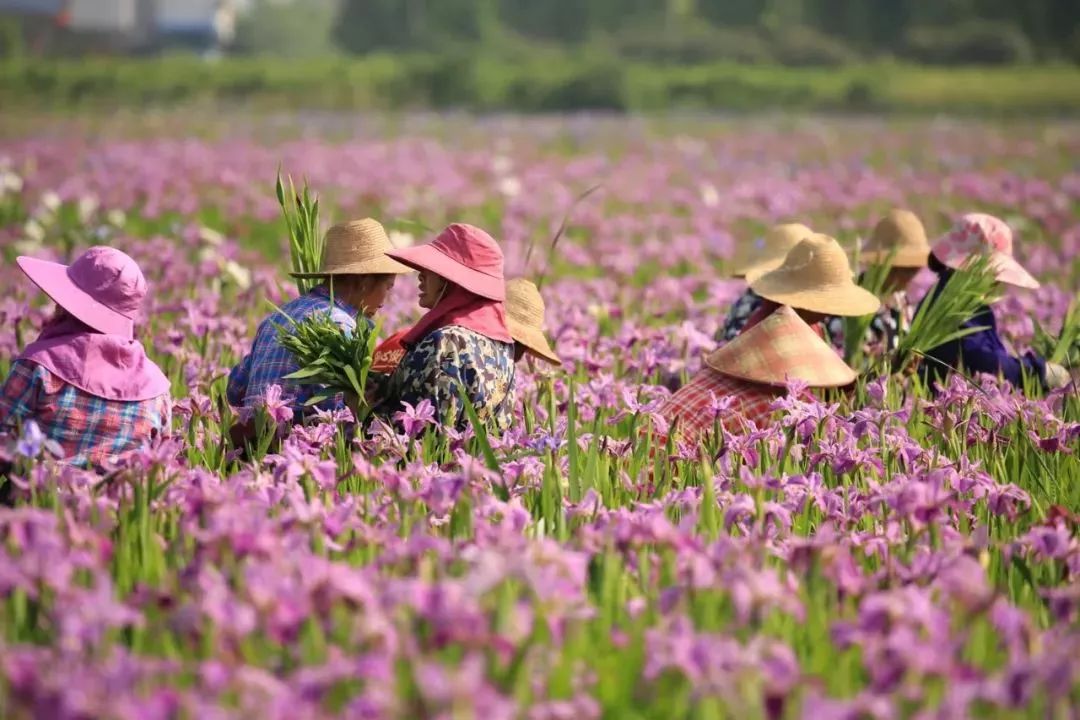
[156,0,238,52]
[0,0,243,55]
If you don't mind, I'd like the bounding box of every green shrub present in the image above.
[903,21,1034,66]
[1,55,1079,116]
[770,26,859,67]
[614,24,772,65]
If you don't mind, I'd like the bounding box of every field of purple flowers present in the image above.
[1,114,1079,719]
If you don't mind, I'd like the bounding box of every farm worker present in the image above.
[365,277,559,413]
[659,305,856,445]
[505,278,562,367]
[716,223,812,343]
[742,233,881,340]
[226,219,412,416]
[823,209,931,355]
[0,247,172,470]
[917,213,1072,391]
[373,223,517,432]
[371,278,562,374]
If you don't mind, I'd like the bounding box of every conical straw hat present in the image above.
[859,209,930,268]
[731,223,814,281]
[505,278,560,365]
[291,219,412,278]
[750,234,881,317]
[704,305,856,388]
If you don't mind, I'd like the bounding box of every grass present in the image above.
[2,54,1080,115]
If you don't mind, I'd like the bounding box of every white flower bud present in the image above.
[199,226,225,246]
[388,230,414,248]
[23,219,44,242]
[223,260,252,290]
[41,191,61,212]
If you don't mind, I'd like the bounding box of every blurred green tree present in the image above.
[235,0,341,57]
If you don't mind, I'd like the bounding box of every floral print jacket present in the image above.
[824,291,914,355]
[376,324,516,433]
[719,287,912,356]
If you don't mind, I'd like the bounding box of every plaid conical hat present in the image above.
[705,305,856,388]
[750,233,881,317]
[505,278,560,365]
[731,223,814,281]
[860,209,930,268]
[291,219,412,278]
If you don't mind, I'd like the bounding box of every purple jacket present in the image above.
[918,267,1046,392]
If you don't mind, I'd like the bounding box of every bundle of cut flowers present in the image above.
[275,306,378,410]
[277,171,322,293]
[1033,292,1080,366]
[843,244,896,368]
[892,252,999,373]
[274,172,378,412]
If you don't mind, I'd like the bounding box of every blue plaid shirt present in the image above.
[227,285,362,413]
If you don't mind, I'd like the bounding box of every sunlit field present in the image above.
[1,113,1079,719]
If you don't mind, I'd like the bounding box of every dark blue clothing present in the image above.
[917,268,1046,392]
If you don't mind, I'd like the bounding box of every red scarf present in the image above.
[402,285,512,348]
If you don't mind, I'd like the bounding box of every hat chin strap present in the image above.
[433,281,450,307]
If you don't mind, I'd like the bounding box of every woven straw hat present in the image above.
[731,223,814,281]
[859,209,930,268]
[705,305,856,388]
[505,278,560,365]
[290,219,412,278]
[750,234,881,317]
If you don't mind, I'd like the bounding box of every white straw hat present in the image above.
[859,209,930,268]
[291,219,412,278]
[750,234,881,317]
[505,278,560,365]
[731,223,814,281]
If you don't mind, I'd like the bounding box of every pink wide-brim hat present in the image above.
[387,223,506,301]
[17,246,148,338]
[930,213,1039,289]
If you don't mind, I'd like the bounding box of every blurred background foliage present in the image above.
[2,0,1080,114]
[319,0,1077,66]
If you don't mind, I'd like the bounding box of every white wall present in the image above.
[68,0,137,31]
[156,0,219,29]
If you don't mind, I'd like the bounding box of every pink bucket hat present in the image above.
[387,223,506,301]
[930,213,1039,289]
[17,246,148,339]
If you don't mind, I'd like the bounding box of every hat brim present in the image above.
[508,318,561,365]
[387,245,505,301]
[934,249,1040,289]
[17,256,134,338]
[735,257,788,283]
[704,354,855,389]
[702,306,857,389]
[290,255,413,278]
[858,246,930,268]
[751,277,882,317]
